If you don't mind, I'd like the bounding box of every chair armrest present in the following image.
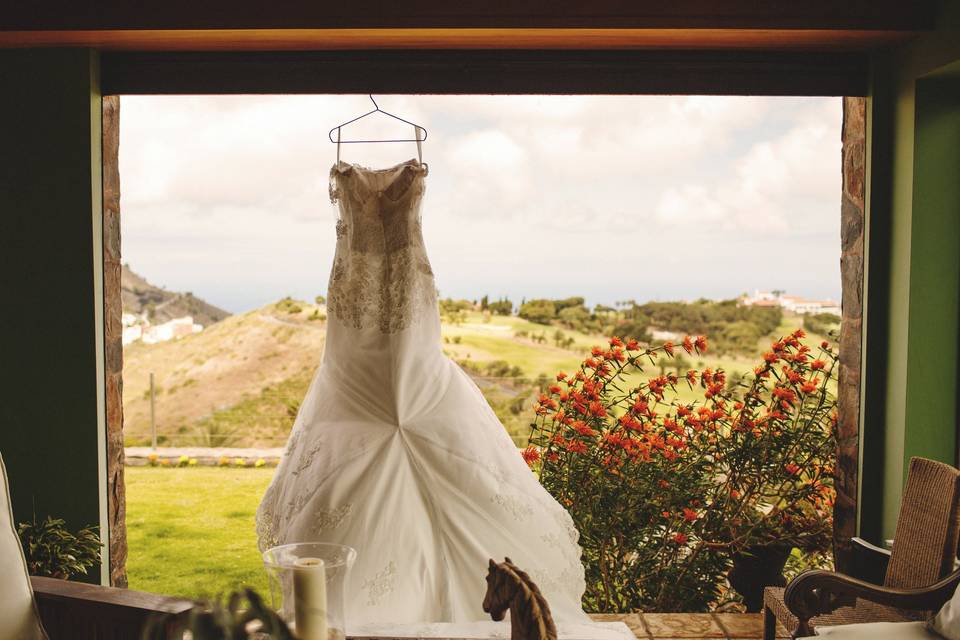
[849,537,891,585]
[783,567,960,636]
[31,576,194,640]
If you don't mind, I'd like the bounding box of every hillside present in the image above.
[122,264,230,327]
[122,299,326,447]
[123,296,830,449]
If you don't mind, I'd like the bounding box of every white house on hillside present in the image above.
[742,290,841,316]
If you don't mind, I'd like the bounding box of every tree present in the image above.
[518,299,557,325]
[480,294,489,310]
[558,305,591,331]
[315,294,326,305]
[488,297,514,316]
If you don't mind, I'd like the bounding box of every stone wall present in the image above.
[102,95,128,587]
[835,96,866,571]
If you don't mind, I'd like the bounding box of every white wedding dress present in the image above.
[256,158,589,626]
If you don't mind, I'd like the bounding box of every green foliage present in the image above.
[527,331,837,612]
[314,294,326,305]
[275,297,303,314]
[803,312,840,337]
[558,305,590,330]
[141,588,294,640]
[627,299,783,356]
[190,370,313,447]
[487,297,514,316]
[518,299,557,324]
[439,298,473,325]
[18,516,102,580]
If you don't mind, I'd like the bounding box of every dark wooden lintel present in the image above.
[102,49,869,96]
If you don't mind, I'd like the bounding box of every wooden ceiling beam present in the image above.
[101,49,870,97]
[0,0,935,32]
[0,28,916,52]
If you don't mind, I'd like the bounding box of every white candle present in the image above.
[293,557,328,640]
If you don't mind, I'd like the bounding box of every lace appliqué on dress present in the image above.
[491,493,534,520]
[310,504,353,535]
[327,163,435,334]
[362,561,398,606]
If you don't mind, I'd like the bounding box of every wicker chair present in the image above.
[763,457,960,639]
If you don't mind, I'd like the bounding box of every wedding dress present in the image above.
[256,158,589,625]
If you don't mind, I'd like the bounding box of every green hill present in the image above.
[124,300,830,448]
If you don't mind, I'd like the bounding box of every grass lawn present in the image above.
[126,466,275,599]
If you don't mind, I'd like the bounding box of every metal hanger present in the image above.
[329,95,428,165]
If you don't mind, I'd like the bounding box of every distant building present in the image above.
[123,315,204,346]
[121,324,143,345]
[742,290,840,316]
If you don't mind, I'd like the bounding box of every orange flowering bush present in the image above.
[526,330,837,612]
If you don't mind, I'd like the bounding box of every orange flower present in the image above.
[800,378,819,394]
[556,371,568,381]
[785,463,800,475]
[661,510,671,518]
[730,489,741,499]
[682,336,694,354]
[521,446,541,465]
[763,351,778,364]
[572,420,598,437]
[821,341,830,349]
[694,336,708,353]
[793,328,806,339]
[609,336,624,348]
[672,532,688,545]
[686,370,697,385]
[682,508,698,523]
[566,440,588,454]
[658,479,670,489]
[663,341,675,357]
[811,359,826,370]
[588,401,607,417]
[625,338,640,351]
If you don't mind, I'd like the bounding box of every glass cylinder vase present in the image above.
[263,542,357,640]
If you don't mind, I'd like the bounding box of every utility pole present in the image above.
[150,372,157,450]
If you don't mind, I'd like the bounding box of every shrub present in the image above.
[804,312,841,336]
[526,331,836,612]
[518,299,557,325]
[487,297,514,316]
[275,297,303,314]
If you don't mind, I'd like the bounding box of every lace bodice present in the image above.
[327,159,436,334]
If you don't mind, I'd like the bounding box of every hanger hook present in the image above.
[369,94,379,111]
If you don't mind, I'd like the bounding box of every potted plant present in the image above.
[17,515,102,580]
[526,330,837,612]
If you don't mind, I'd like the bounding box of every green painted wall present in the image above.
[0,49,107,583]
[860,0,960,542]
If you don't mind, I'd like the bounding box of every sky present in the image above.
[119,95,842,314]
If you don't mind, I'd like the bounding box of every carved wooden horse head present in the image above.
[482,558,557,640]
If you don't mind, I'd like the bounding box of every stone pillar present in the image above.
[102,95,128,587]
[834,97,866,573]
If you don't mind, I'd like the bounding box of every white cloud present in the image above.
[119,95,842,312]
